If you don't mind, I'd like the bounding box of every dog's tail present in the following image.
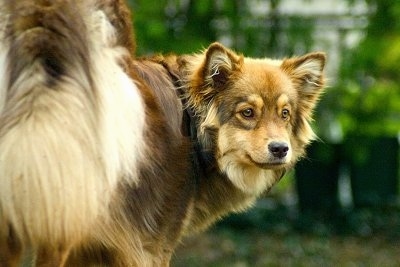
[0,0,145,247]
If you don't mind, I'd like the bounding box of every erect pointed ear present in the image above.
[281,52,326,112]
[202,42,243,89]
[281,52,326,92]
[187,43,243,114]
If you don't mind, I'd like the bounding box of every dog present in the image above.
[151,43,327,233]
[0,0,326,266]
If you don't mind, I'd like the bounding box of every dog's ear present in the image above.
[202,42,242,89]
[281,52,326,114]
[187,43,242,110]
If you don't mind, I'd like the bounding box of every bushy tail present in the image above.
[0,0,145,247]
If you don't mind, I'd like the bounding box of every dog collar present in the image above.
[182,106,215,186]
[160,59,214,185]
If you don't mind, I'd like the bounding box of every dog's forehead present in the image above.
[239,59,295,98]
[238,93,291,109]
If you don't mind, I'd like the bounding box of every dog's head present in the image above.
[183,43,326,195]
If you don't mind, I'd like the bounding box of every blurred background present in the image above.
[129,0,400,265]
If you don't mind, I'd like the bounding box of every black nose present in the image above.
[268,142,289,159]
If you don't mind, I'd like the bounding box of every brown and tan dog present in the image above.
[0,0,326,266]
[154,43,326,233]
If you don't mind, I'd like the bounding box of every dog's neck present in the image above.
[158,59,216,183]
[180,95,216,184]
[134,57,215,183]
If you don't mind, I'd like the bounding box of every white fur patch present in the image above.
[0,74,106,243]
[219,155,277,195]
[88,10,146,187]
[0,5,145,245]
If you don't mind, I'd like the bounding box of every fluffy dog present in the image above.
[0,0,326,266]
[151,43,326,233]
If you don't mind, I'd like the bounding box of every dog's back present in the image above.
[0,0,145,264]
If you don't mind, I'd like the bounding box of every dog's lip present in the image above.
[254,162,286,169]
[246,154,286,169]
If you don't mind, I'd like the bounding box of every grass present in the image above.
[172,183,400,267]
[172,228,400,266]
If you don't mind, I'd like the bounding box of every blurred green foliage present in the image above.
[129,0,217,54]
[128,0,314,57]
[336,0,400,137]
[129,0,399,138]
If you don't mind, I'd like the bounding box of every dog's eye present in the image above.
[241,108,254,118]
[281,109,290,119]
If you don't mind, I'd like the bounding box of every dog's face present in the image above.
[185,43,326,195]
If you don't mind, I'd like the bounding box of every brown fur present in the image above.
[152,43,326,233]
[0,0,326,266]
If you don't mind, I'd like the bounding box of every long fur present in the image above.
[168,43,326,231]
[0,0,145,264]
[0,1,326,266]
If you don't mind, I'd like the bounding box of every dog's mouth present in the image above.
[246,154,287,170]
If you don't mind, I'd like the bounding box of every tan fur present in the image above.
[0,1,326,266]
[173,42,326,232]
